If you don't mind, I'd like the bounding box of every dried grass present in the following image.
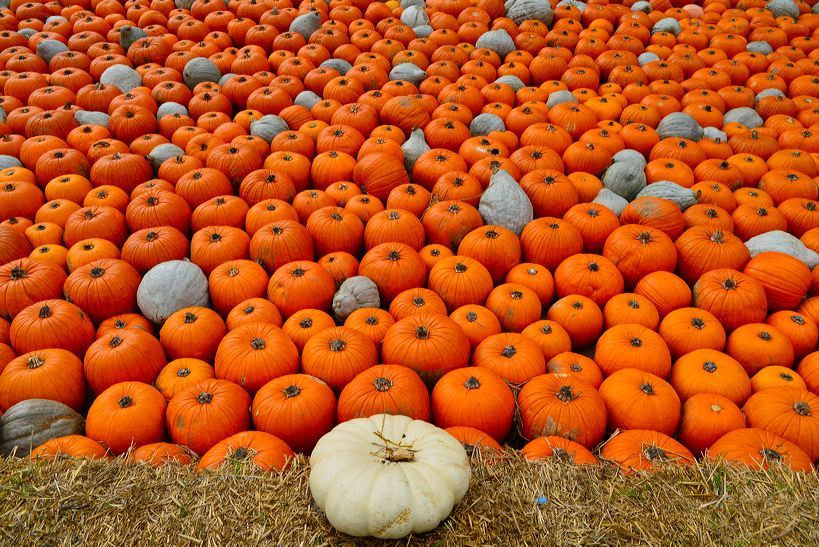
[0,452,816,546]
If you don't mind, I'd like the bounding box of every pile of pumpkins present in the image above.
[0,0,818,521]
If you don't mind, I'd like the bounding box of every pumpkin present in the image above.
[707,427,813,472]
[267,260,336,319]
[743,387,819,461]
[159,307,226,363]
[521,436,598,465]
[743,252,812,312]
[85,381,166,455]
[337,364,431,423]
[301,326,379,393]
[29,435,108,460]
[310,414,470,539]
[594,323,672,378]
[63,258,141,324]
[0,349,86,412]
[677,394,746,457]
[83,329,167,396]
[197,431,294,473]
[517,373,607,449]
[478,169,533,237]
[214,323,299,395]
[725,323,795,377]
[358,242,428,305]
[0,399,84,457]
[658,307,727,360]
[137,260,209,324]
[332,276,380,322]
[129,442,193,467]
[10,299,95,359]
[0,258,66,320]
[252,374,337,454]
[166,378,251,457]
[599,368,681,436]
[600,430,695,473]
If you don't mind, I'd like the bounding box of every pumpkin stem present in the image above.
[639,382,654,395]
[250,337,266,350]
[90,267,105,278]
[118,395,133,408]
[197,392,213,404]
[556,385,577,402]
[230,446,255,461]
[415,326,429,339]
[759,447,782,462]
[373,377,393,392]
[793,401,811,416]
[27,355,45,369]
[691,317,705,330]
[283,385,301,398]
[177,367,191,377]
[501,345,517,358]
[329,339,346,352]
[464,376,481,390]
[642,445,667,461]
[183,312,197,323]
[703,361,717,373]
[109,336,123,348]
[38,305,52,318]
[9,266,27,280]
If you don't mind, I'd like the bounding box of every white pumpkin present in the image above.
[137,259,209,323]
[592,188,629,217]
[289,11,321,40]
[475,29,515,58]
[400,4,428,27]
[602,160,646,200]
[294,90,321,110]
[635,181,696,210]
[250,114,289,143]
[506,0,553,25]
[469,113,505,136]
[746,41,773,54]
[147,143,185,172]
[182,57,222,89]
[156,101,189,118]
[333,276,380,322]
[119,25,147,51]
[309,414,471,539]
[745,230,819,268]
[546,89,577,107]
[652,17,682,35]
[766,0,799,19]
[389,63,427,86]
[723,107,763,128]
[656,112,703,141]
[412,25,433,38]
[320,58,352,75]
[402,128,430,175]
[0,155,22,169]
[100,64,142,93]
[494,75,526,91]
[35,39,68,64]
[74,110,109,127]
[479,169,533,236]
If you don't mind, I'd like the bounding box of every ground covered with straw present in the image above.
[0,453,816,545]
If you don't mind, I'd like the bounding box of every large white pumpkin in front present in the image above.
[309,414,471,539]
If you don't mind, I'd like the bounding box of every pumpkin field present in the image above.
[0,0,818,540]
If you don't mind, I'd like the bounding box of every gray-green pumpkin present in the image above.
[0,399,85,457]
